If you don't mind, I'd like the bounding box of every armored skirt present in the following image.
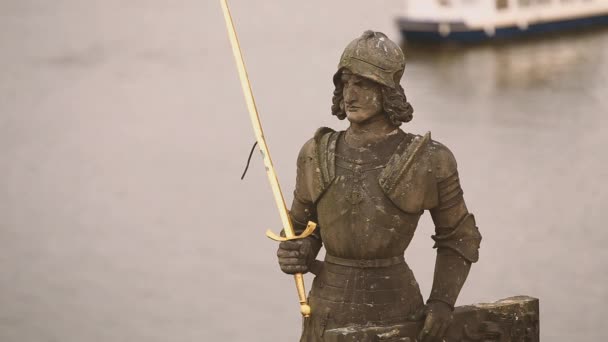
[301,260,424,341]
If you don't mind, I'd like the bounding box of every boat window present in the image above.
[438,0,451,6]
[519,0,531,6]
[496,0,509,9]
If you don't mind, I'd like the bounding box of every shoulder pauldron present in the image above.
[310,127,337,203]
[378,132,439,213]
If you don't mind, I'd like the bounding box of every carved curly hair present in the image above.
[331,74,414,126]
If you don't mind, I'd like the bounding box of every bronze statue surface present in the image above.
[276,31,485,342]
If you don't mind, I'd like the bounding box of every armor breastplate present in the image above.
[316,130,423,260]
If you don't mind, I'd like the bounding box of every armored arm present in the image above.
[287,192,322,263]
[291,137,322,250]
[277,139,323,274]
[427,143,481,309]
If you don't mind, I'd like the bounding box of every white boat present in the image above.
[396,0,608,43]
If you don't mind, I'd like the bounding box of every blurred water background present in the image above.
[1,1,607,341]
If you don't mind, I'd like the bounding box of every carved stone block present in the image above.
[324,296,539,342]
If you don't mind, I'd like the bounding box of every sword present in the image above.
[220,0,318,317]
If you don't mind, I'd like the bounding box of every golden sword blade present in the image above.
[220,0,317,317]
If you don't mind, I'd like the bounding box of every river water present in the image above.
[1,1,607,341]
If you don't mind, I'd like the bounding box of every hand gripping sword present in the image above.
[220,0,318,317]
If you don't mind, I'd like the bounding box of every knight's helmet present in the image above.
[333,31,405,89]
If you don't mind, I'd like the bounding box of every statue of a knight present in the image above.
[276,31,482,342]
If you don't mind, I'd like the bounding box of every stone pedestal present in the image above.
[324,296,539,342]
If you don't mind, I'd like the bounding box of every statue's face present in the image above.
[341,71,383,124]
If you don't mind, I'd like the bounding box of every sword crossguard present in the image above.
[266,221,318,242]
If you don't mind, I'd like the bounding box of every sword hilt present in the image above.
[296,274,312,317]
[268,221,318,317]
